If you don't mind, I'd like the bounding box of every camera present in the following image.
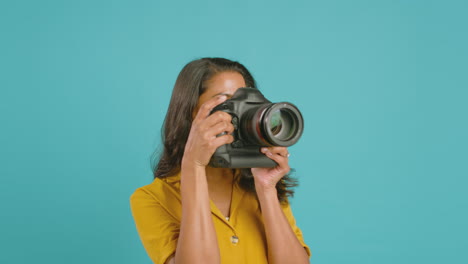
[209,87,304,168]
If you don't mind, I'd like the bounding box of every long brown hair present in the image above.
[151,57,297,203]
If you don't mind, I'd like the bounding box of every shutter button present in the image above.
[231,235,239,244]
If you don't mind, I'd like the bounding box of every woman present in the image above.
[130,58,311,264]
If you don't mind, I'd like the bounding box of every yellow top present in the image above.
[130,172,311,264]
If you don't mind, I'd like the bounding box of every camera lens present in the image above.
[269,110,283,135]
[241,102,303,147]
[268,108,298,141]
[263,103,303,146]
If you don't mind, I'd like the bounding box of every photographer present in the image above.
[130,58,311,264]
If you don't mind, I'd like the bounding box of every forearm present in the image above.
[256,186,309,264]
[175,163,220,264]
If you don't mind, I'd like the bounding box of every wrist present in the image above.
[181,156,205,170]
[180,160,209,197]
[254,177,278,192]
[255,183,278,198]
[181,159,207,181]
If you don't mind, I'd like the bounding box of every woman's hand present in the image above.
[251,147,291,191]
[182,95,235,168]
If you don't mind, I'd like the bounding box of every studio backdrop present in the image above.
[0,0,467,263]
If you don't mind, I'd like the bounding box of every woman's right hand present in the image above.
[182,95,235,168]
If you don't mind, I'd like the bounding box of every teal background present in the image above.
[1,0,467,263]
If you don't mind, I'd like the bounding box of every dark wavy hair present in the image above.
[150,57,297,203]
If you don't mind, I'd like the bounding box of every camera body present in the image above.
[209,87,304,168]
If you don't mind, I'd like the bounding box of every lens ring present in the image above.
[262,103,304,146]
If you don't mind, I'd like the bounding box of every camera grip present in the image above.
[209,144,277,168]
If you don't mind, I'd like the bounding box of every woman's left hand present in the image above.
[251,147,290,191]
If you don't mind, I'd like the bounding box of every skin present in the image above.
[166,71,309,264]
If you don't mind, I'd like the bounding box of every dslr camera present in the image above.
[209,87,304,168]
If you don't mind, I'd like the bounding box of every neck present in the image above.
[205,167,234,185]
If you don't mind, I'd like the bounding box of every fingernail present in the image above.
[218,95,227,100]
[261,147,267,153]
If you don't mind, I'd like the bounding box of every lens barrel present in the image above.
[241,102,303,147]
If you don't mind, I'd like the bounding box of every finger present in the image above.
[261,147,289,158]
[207,121,235,138]
[194,95,227,122]
[211,134,234,149]
[203,110,232,129]
[263,149,290,173]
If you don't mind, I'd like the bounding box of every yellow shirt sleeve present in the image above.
[130,187,178,264]
[281,202,312,258]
